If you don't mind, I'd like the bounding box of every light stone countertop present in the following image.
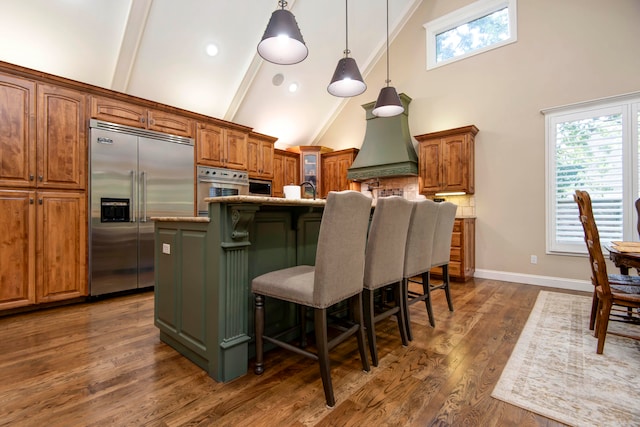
[152,196,476,222]
[150,216,210,223]
[204,195,328,206]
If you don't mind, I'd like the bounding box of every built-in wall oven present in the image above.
[197,166,249,216]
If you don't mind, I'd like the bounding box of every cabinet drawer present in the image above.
[448,261,461,277]
[451,231,461,248]
[453,220,462,232]
[450,247,462,262]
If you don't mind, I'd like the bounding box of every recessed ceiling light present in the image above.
[206,43,219,57]
[288,82,299,93]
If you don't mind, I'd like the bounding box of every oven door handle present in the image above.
[198,178,248,186]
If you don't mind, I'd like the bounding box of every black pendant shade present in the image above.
[327,0,366,98]
[328,57,366,97]
[372,86,404,117]
[257,4,308,65]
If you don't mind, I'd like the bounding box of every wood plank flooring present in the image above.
[0,279,584,426]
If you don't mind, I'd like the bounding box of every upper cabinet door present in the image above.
[91,96,146,128]
[224,129,248,170]
[37,84,87,190]
[196,122,225,167]
[147,110,194,138]
[0,74,36,188]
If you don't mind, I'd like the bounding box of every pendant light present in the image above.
[257,1,308,65]
[327,0,366,97]
[372,0,404,117]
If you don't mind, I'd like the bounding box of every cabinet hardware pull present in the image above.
[141,117,146,124]
[29,198,34,204]
[29,174,34,181]
[38,199,43,205]
[38,175,43,181]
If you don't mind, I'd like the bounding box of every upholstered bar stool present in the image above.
[363,196,413,367]
[252,190,372,408]
[429,202,458,318]
[402,199,439,340]
[403,201,457,328]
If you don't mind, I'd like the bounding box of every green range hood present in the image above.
[347,93,418,181]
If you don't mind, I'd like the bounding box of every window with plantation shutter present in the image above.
[544,93,640,255]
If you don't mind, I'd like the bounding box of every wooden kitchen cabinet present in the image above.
[196,121,248,170]
[0,76,86,190]
[0,190,87,310]
[0,73,35,188]
[320,148,358,198]
[416,125,478,195]
[247,132,276,179]
[272,149,299,197]
[0,190,35,310]
[91,96,194,138]
[36,191,87,302]
[38,84,87,190]
[431,217,475,281]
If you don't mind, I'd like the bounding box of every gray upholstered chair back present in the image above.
[364,196,413,290]
[431,202,458,267]
[313,190,372,307]
[404,199,439,278]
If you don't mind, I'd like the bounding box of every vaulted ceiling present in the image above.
[0,0,422,147]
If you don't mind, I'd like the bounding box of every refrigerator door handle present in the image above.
[141,171,148,223]
[130,170,136,222]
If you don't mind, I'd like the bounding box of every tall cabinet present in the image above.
[0,74,87,310]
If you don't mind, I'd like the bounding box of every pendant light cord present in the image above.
[344,0,350,56]
[385,0,390,87]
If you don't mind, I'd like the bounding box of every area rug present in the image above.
[491,290,640,427]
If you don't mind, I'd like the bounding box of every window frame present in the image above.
[424,0,518,70]
[543,92,640,256]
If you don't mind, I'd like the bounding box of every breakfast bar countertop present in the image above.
[204,195,328,206]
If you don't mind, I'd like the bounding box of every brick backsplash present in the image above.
[360,176,476,217]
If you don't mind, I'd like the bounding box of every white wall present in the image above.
[316,0,640,290]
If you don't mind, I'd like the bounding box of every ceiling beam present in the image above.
[111,0,153,93]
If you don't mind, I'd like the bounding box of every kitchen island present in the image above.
[153,196,331,382]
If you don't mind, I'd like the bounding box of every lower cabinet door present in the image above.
[0,190,36,310]
[36,191,87,303]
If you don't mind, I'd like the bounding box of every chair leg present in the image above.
[363,288,379,367]
[403,278,413,342]
[589,290,598,331]
[393,281,409,346]
[254,294,265,375]
[596,299,612,355]
[422,272,435,327]
[314,308,335,408]
[351,293,371,372]
[442,265,454,312]
[299,305,307,347]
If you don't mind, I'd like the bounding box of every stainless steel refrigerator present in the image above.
[89,119,194,296]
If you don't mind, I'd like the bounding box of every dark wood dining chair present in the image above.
[252,190,372,407]
[574,190,640,354]
[362,196,413,367]
[574,190,640,330]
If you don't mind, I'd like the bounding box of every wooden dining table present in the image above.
[606,244,640,275]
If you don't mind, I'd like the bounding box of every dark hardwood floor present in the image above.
[0,278,583,426]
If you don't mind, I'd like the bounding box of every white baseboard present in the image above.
[473,269,592,293]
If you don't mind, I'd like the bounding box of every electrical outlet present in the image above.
[530,255,538,264]
[162,243,171,255]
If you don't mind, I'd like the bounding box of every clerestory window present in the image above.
[424,0,517,70]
